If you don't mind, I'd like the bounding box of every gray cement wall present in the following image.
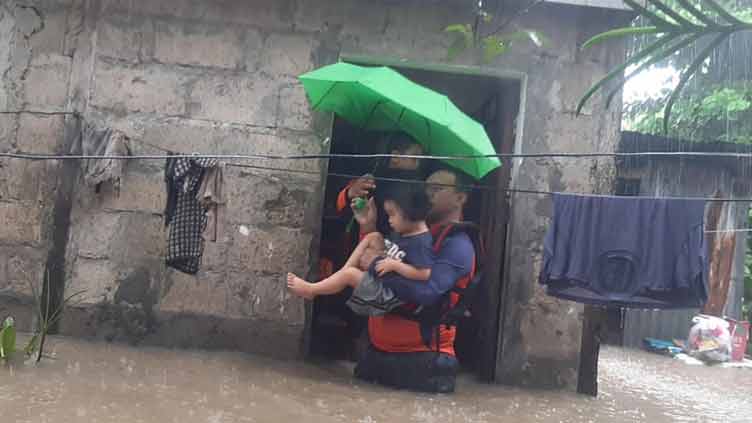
[488,6,627,388]
[0,0,628,388]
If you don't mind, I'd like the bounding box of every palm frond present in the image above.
[663,32,730,133]
[704,0,747,25]
[623,0,680,29]
[674,0,719,27]
[582,26,665,50]
[604,31,706,108]
[576,33,683,114]
[578,0,752,134]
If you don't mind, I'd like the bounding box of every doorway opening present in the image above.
[308,60,522,381]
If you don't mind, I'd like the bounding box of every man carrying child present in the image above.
[287,183,434,316]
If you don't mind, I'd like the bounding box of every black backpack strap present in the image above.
[441,270,483,327]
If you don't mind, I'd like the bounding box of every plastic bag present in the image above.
[686,314,732,363]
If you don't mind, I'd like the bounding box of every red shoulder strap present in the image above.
[433,222,485,269]
[432,224,455,253]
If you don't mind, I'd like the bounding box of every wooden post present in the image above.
[577,305,607,396]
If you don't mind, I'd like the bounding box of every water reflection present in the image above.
[1,338,749,422]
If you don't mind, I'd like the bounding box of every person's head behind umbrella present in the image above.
[386,133,423,171]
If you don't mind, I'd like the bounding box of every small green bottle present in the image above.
[353,197,367,211]
[346,197,369,233]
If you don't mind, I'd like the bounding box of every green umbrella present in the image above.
[298,62,501,180]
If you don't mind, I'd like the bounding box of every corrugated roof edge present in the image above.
[539,0,631,11]
[384,0,631,12]
[618,130,752,173]
[620,131,752,154]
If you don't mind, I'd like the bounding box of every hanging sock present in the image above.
[540,194,709,309]
[164,155,217,274]
[71,123,131,195]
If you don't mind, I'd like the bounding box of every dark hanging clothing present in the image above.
[196,163,225,243]
[70,123,131,194]
[540,193,708,309]
[164,156,217,274]
[164,154,179,229]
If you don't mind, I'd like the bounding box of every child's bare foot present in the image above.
[287,273,315,300]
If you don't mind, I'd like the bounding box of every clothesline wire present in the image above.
[705,228,752,234]
[4,149,752,161]
[0,110,77,117]
[1,151,750,202]
[2,149,751,230]
[226,163,752,233]
[227,163,752,204]
[5,115,751,231]
[3,108,752,159]
[3,109,752,159]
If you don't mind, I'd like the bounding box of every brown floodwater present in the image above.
[2,336,751,422]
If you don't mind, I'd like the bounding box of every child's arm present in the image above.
[375,258,431,281]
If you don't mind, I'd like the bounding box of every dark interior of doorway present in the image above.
[309,64,520,381]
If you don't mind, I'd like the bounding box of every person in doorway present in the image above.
[353,168,477,393]
[288,184,434,316]
[336,133,427,238]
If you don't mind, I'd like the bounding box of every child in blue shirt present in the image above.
[287,183,433,315]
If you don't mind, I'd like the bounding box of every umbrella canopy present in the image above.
[298,62,501,180]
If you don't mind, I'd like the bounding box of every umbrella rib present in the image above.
[312,81,340,109]
[364,99,385,128]
[363,83,481,178]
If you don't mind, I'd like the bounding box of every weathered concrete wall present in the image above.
[1,0,329,357]
[488,5,628,388]
[0,1,77,331]
[0,0,629,387]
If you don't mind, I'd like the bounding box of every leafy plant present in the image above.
[25,273,85,362]
[446,24,475,61]
[578,0,752,135]
[444,1,547,64]
[0,270,85,364]
[0,317,16,360]
[626,84,752,142]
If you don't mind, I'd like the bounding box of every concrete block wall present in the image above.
[0,0,76,331]
[488,6,627,388]
[59,0,331,356]
[1,0,329,356]
[0,0,629,387]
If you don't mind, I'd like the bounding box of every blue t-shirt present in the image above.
[383,232,474,306]
[382,231,435,269]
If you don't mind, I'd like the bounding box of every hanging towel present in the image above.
[72,123,131,193]
[196,163,225,242]
[540,193,708,309]
[164,155,217,274]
